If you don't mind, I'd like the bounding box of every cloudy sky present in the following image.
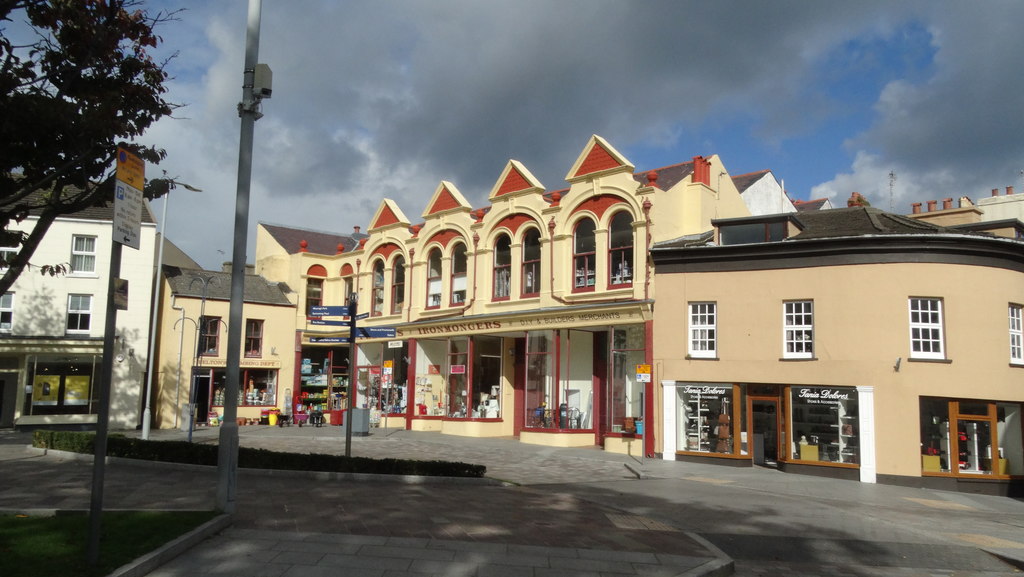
[143,0,1024,269]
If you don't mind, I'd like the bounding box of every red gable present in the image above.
[573,143,621,178]
[426,185,462,215]
[372,204,400,228]
[494,165,533,197]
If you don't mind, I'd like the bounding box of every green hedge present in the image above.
[31,431,486,478]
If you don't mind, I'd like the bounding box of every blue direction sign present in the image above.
[310,336,350,344]
[355,312,370,321]
[358,326,397,339]
[310,305,349,317]
[310,319,348,326]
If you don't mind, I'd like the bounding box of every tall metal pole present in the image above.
[218,0,264,513]
[141,196,169,439]
[345,294,357,456]
[87,241,122,564]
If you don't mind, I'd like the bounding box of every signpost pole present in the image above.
[345,294,357,457]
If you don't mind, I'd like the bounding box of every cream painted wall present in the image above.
[654,261,1024,478]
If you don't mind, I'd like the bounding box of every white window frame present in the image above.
[70,235,97,274]
[908,298,944,360]
[66,294,92,334]
[0,246,16,272]
[0,292,13,332]
[1010,303,1023,365]
[783,300,814,359]
[688,302,717,358]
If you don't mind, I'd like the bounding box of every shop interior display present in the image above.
[792,402,858,463]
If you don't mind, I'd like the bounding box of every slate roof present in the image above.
[163,265,294,306]
[260,223,364,256]
[631,161,695,190]
[789,207,953,240]
[19,188,156,223]
[730,170,771,195]
[793,198,829,212]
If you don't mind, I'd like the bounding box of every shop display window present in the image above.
[25,355,98,415]
[920,398,1022,476]
[524,331,554,427]
[472,336,502,419]
[447,338,470,417]
[556,330,594,430]
[608,325,644,433]
[790,387,859,464]
[676,384,734,453]
[415,339,448,416]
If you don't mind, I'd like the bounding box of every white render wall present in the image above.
[5,215,157,429]
[740,172,797,216]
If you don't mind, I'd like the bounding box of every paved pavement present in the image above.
[3,423,1024,576]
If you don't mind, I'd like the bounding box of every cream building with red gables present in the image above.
[254,135,751,453]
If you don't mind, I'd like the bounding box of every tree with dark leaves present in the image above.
[0,0,184,293]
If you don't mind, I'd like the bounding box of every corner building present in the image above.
[255,135,752,453]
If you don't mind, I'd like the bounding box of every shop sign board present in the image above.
[310,305,349,317]
[387,340,403,348]
[451,365,466,374]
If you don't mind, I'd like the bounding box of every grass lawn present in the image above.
[0,510,219,577]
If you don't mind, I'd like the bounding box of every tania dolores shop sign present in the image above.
[797,388,851,405]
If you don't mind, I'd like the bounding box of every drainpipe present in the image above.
[170,295,187,429]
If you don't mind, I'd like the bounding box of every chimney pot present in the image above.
[992,188,1000,196]
[927,200,937,212]
[942,198,953,209]
[911,202,922,214]
[1008,186,1015,196]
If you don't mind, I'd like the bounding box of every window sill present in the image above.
[907,357,953,364]
[68,273,99,279]
[779,356,817,362]
[685,355,718,361]
[1010,362,1024,369]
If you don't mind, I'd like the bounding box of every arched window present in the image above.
[426,248,442,309]
[573,218,596,291]
[391,256,405,315]
[371,260,385,316]
[305,265,326,316]
[493,235,511,300]
[608,211,634,287]
[521,228,541,297]
[451,243,467,305]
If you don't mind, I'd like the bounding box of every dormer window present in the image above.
[717,216,790,245]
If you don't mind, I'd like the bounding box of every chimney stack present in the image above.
[353,226,361,234]
[911,202,922,214]
[942,198,953,209]
[927,200,937,212]
[992,188,1000,196]
[1008,186,1015,196]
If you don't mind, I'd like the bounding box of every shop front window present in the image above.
[25,355,98,415]
[472,336,502,419]
[790,387,859,464]
[920,398,1020,476]
[447,338,470,418]
[524,331,554,428]
[557,330,594,430]
[415,339,447,416]
[675,383,733,453]
[380,344,408,415]
[608,325,645,433]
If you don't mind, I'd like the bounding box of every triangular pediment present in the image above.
[566,135,634,182]
[422,181,472,219]
[488,160,544,201]
[369,199,410,231]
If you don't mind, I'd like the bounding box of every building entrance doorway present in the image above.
[751,397,780,467]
